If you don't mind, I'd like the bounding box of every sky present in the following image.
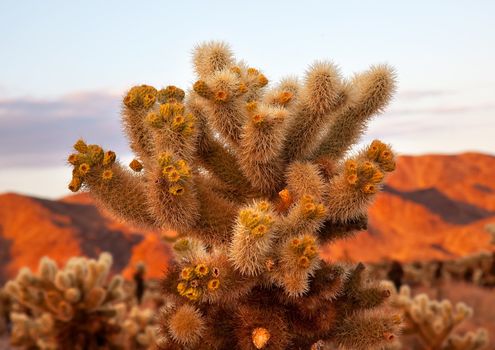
[0,0,494,198]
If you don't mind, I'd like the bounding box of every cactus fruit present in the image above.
[67,41,399,349]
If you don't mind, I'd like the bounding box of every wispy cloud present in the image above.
[387,103,495,117]
[0,88,494,171]
[397,89,456,100]
[0,92,131,167]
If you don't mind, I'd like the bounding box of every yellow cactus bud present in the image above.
[291,238,302,248]
[180,267,194,281]
[102,169,113,180]
[257,201,270,212]
[238,83,248,93]
[88,145,104,164]
[194,264,209,277]
[129,159,143,172]
[252,113,264,125]
[177,282,187,295]
[102,151,116,166]
[276,91,293,105]
[172,115,185,129]
[159,103,173,118]
[303,202,316,214]
[207,279,220,291]
[142,93,156,109]
[158,152,172,166]
[257,74,269,87]
[252,224,268,237]
[193,80,212,99]
[303,245,317,258]
[167,170,181,182]
[347,173,358,185]
[298,256,311,268]
[363,183,377,194]
[184,287,201,301]
[246,101,258,113]
[345,160,358,172]
[157,85,185,103]
[302,235,316,245]
[176,160,191,176]
[145,111,163,128]
[67,153,79,165]
[162,165,175,176]
[247,67,259,75]
[230,66,242,75]
[371,169,384,184]
[79,163,90,175]
[169,184,185,196]
[239,209,260,228]
[215,90,229,102]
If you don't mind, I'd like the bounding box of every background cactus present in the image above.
[369,252,495,288]
[0,287,10,336]
[385,282,489,350]
[66,41,400,349]
[4,253,128,349]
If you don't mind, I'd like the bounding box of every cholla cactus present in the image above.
[386,282,488,350]
[67,41,400,349]
[119,305,158,349]
[4,253,126,349]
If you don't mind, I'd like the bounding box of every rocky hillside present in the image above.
[1,153,494,283]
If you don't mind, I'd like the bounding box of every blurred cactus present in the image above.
[385,282,489,350]
[485,223,495,244]
[67,41,400,349]
[4,253,127,349]
[119,305,157,349]
[370,252,495,288]
[133,262,146,304]
[0,287,11,335]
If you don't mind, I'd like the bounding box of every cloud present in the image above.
[0,92,131,167]
[0,88,494,171]
[397,89,456,100]
[386,103,495,117]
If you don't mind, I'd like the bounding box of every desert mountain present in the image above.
[325,152,495,262]
[1,153,494,283]
[0,192,171,284]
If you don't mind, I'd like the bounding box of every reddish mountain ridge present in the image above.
[1,153,494,283]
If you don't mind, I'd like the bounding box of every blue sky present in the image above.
[0,0,494,198]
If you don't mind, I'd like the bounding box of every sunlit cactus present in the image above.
[67,41,400,349]
[385,282,489,350]
[4,253,126,349]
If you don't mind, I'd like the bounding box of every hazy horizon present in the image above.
[1,0,494,198]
